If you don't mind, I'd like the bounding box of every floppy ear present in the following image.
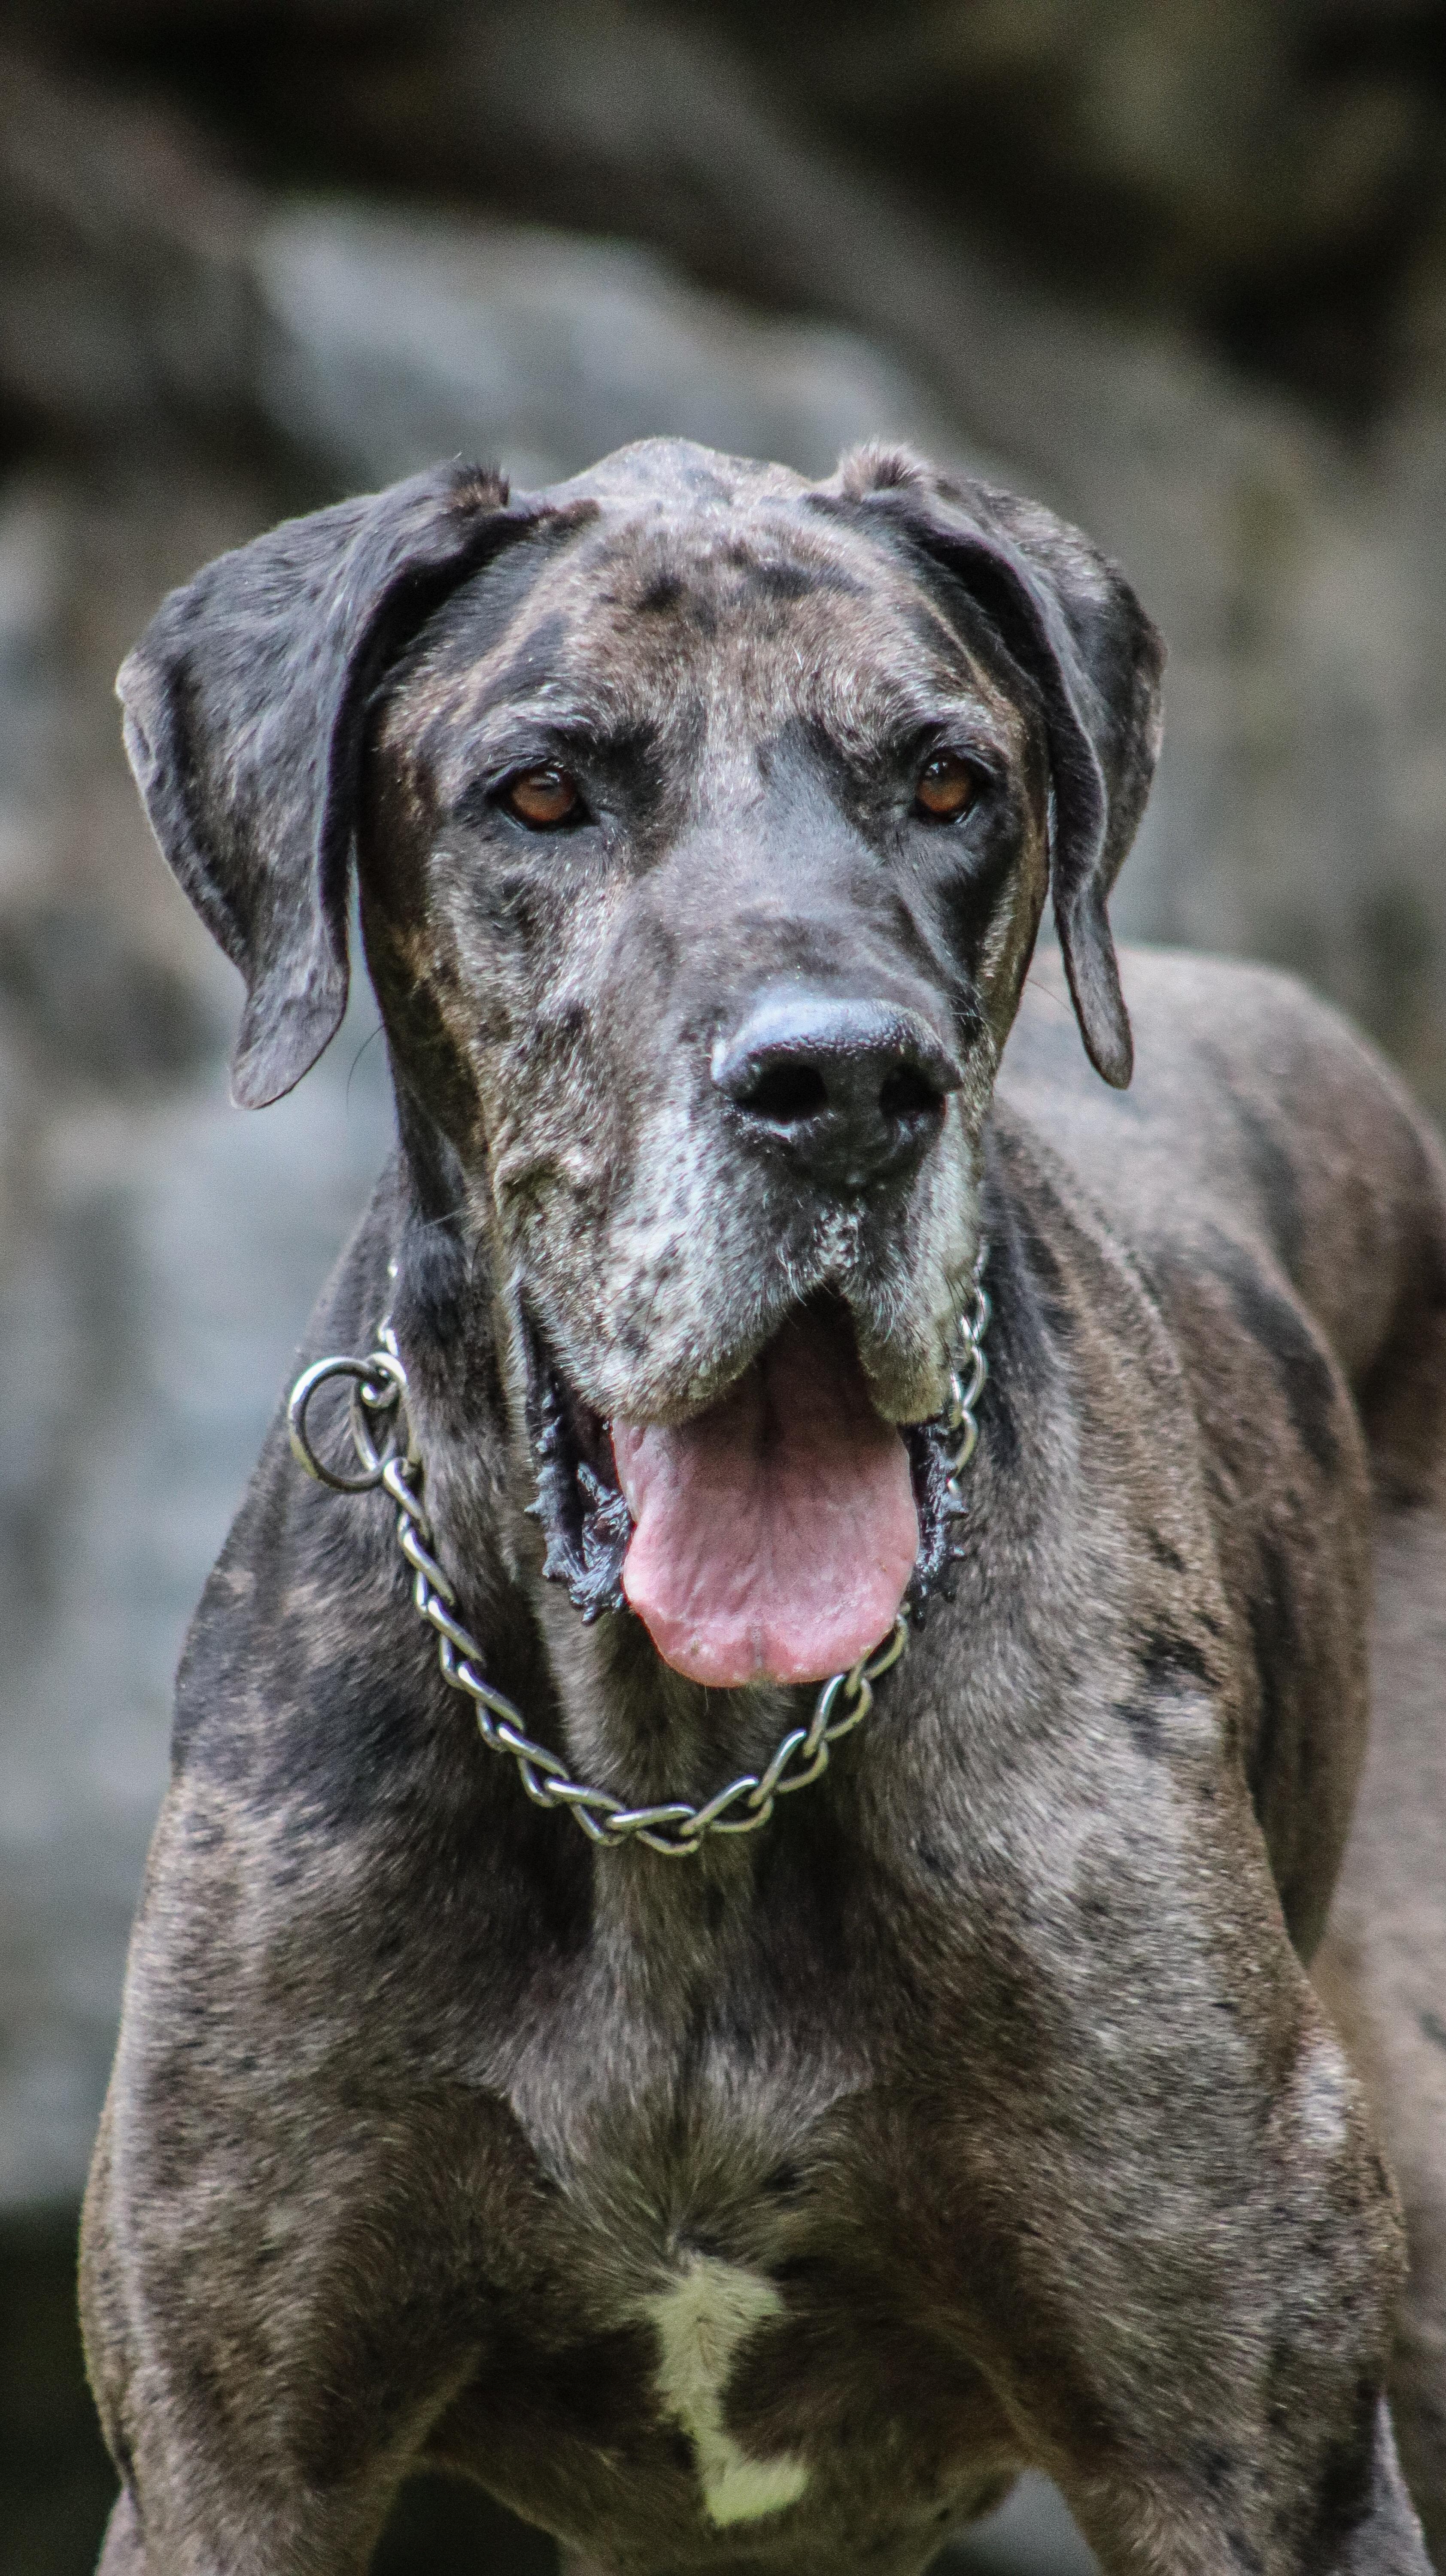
[829,449,1165,1088]
[117,460,533,1108]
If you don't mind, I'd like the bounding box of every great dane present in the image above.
[82,439,1446,2573]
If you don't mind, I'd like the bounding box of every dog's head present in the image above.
[118,439,1162,1690]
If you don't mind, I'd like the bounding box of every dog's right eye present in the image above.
[913,752,978,823]
[504,766,584,829]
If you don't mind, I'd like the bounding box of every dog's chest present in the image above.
[445,1946,1007,2556]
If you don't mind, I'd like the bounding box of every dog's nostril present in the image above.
[741,1063,830,1125]
[878,1065,941,1124]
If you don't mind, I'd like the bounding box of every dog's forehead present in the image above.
[543,495,902,671]
[404,457,997,764]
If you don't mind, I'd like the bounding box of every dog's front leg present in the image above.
[81,1928,493,2576]
[946,1908,1437,2574]
[89,2480,401,2576]
[86,2419,422,2576]
[82,2195,477,2576]
[84,2344,465,2576]
[1049,2392,1430,2576]
[91,2482,393,2576]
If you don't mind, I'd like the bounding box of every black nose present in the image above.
[712,992,962,1188]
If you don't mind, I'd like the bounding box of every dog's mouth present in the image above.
[524,1300,965,1687]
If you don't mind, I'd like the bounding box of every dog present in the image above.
[80,438,1446,2574]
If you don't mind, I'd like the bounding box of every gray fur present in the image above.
[85,439,1446,2574]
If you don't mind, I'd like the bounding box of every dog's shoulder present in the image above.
[996,944,1446,1952]
[1000,942,1446,1408]
[1002,942,1422,1205]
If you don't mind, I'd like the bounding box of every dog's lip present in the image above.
[520,1301,632,1621]
[525,1292,924,1438]
[520,1300,611,1452]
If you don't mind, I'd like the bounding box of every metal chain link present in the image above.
[286,1252,990,1857]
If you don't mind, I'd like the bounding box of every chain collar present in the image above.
[286,1252,990,1858]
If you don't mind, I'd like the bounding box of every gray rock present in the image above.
[255,202,963,490]
[0,43,253,436]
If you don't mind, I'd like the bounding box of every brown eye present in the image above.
[504,766,582,828]
[914,753,977,822]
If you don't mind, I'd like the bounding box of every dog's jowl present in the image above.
[82,440,1446,2574]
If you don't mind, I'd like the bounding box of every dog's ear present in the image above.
[117,461,534,1108]
[827,447,1165,1088]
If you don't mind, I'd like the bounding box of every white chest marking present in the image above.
[641,2257,810,2526]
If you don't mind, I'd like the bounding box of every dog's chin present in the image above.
[521,1296,969,1687]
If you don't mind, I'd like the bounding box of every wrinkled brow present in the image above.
[792,639,1021,769]
[429,688,687,815]
[464,692,662,752]
[412,633,677,772]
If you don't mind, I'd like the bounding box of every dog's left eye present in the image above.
[913,753,977,823]
[504,766,585,829]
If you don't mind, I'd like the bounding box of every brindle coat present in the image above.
[82,440,1446,2575]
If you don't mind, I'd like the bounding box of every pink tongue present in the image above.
[611,1307,918,1687]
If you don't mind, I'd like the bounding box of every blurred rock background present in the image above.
[2,4,1445,2569]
